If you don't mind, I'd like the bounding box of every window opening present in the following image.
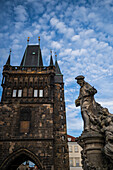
[39,89,43,97]
[34,89,38,97]
[69,158,73,167]
[75,146,79,152]
[62,136,65,141]
[3,77,5,84]
[69,146,72,152]
[18,89,22,97]
[61,115,63,119]
[12,89,17,97]
[60,97,62,101]
[75,158,80,167]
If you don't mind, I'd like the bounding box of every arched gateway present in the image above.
[0,41,69,170]
[0,148,43,170]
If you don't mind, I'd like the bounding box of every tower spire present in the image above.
[55,53,62,75]
[5,49,11,66]
[49,50,53,66]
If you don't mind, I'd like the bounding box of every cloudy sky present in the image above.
[0,0,113,137]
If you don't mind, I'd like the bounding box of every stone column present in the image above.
[78,131,107,170]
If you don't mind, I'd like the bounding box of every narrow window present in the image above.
[69,146,72,152]
[62,124,64,129]
[61,106,63,110]
[75,146,78,152]
[62,136,65,141]
[75,158,80,167]
[12,89,17,97]
[34,89,38,97]
[60,97,62,101]
[3,77,5,84]
[39,89,43,97]
[69,158,73,167]
[61,115,63,119]
[18,89,22,97]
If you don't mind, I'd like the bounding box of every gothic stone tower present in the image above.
[0,43,69,170]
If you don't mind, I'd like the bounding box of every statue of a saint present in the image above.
[75,75,113,166]
[75,75,97,131]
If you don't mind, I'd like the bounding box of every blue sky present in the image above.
[0,0,113,137]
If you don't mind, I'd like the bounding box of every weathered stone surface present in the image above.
[75,75,113,170]
[0,45,69,170]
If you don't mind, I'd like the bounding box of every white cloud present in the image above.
[50,17,74,37]
[14,5,28,22]
[51,41,62,49]
[72,35,80,41]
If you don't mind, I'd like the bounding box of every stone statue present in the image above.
[75,75,97,131]
[75,75,113,169]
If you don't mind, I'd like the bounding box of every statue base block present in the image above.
[78,131,113,170]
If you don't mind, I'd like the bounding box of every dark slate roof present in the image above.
[49,55,54,66]
[55,60,62,75]
[5,54,10,66]
[20,45,43,67]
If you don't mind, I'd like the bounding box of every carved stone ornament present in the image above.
[75,75,113,170]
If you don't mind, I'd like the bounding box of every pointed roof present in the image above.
[20,45,43,67]
[5,54,10,66]
[55,60,62,75]
[49,55,54,66]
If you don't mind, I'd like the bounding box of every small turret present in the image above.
[55,53,61,75]
[5,49,11,66]
[49,50,54,66]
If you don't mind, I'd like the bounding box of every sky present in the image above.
[0,0,113,137]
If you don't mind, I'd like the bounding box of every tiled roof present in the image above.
[67,134,79,142]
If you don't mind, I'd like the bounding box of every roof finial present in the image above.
[55,52,57,61]
[10,48,11,56]
[38,36,40,46]
[27,37,30,45]
[50,49,52,55]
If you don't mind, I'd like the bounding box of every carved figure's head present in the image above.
[75,75,85,87]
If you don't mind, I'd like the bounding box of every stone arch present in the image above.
[0,148,43,170]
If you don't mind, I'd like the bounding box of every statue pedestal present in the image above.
[78,131,106,170]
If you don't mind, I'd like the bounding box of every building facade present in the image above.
[0,42,69,170]
[67,135,83,170]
